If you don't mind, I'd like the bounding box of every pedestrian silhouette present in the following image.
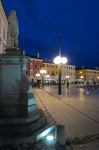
[67,81,70,90]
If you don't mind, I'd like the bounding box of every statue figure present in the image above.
[6,10,19,48]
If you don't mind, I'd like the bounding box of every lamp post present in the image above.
[40,69,46,87]
[66,75,70,82]
[53,56,67,95]
[36,73,40,88]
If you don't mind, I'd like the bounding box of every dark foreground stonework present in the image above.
[0,48,48,149]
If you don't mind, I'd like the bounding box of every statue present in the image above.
[6,10,19,48]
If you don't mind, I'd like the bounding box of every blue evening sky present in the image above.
[2,0,99,67]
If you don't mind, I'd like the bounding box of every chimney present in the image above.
[37,52,39,58]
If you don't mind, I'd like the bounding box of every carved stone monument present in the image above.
[0,11,47,149]
[6,10,20,54]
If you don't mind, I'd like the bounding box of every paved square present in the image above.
[33,85,99,149]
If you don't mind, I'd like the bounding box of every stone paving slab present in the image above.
[34,88,99,138]
[72,142,99,150]
[44,85,99,123]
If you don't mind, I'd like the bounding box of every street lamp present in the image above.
[80,75,84,79]
[53,56,67,95]
[45,75,50,78]
[66,75,69,79]
[36,73,40,88]
[97,76,99,79]
[40,69,46,87]
[36,73,40,77]
[46,135,54,141]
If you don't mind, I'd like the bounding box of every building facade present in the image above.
[28,58,76,82]
[0,1,8,54]
[43,61,59,77]
[43,61,75,82]
[76,68,99,82]
[61,64,76,82]
[28,57,43,78]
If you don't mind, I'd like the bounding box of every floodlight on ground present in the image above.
[46,135,54,141]
[36,125,56,141]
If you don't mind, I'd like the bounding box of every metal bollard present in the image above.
[55,125,66,147]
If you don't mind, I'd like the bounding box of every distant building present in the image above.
[0,1,8,54]
[28,56,43,78]
[43,60,75,82]
[28,56,76,82]
[61,64,76,82]
[43,61,59,77]
[76,68,99,81]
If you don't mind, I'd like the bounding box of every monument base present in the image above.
[5,47,20,55]
[0,52,48,148]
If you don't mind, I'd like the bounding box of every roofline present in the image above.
[29,57,43,61]
[76,68,99,71]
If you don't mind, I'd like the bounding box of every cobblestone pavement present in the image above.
[33,85,99,149]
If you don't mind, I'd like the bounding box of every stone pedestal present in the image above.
[0,48,47,147]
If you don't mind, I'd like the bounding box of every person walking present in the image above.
[67,81,70,90]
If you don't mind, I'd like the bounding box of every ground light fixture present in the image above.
[36,125,55,141]
[46,135,54,141]
[36,125,66,148]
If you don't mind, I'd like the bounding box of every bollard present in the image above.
[55,125,66,146]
